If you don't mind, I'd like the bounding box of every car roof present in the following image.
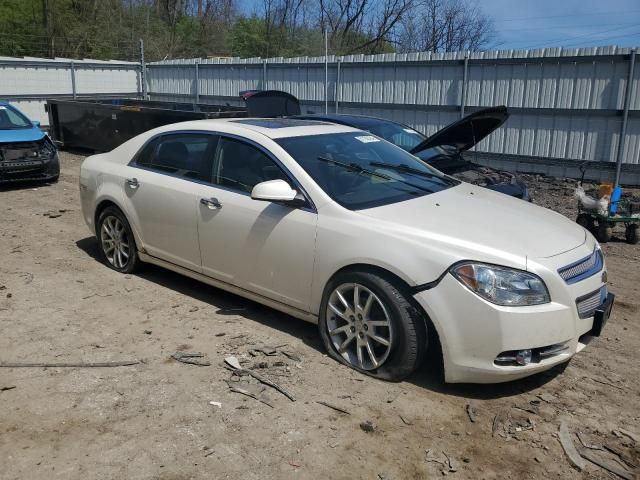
[294,113,410,130]
[172,117,361,139]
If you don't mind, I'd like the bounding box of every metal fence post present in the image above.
[615,48,636,187]
[460,53,469,118]
[194,61,200,104]
[335,58,341,113]
[263,59,268,90]
[139,38,147,99]
[70,61,77,99]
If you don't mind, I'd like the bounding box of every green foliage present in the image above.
[0,0,404,61]
[230,16,268,58]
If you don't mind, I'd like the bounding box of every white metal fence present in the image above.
[0,56,140,124]
[146,46,640,183]
[1,48,639,183]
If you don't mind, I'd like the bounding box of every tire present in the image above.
[597,222,612,243]
[576,213,594,232]
[96,206,141,273]
[626,224,639,244]
[318,270,427,382]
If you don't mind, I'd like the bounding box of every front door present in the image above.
[196,136,317,312]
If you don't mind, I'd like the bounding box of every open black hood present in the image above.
[410,106,509,155]
[241,90,301,117]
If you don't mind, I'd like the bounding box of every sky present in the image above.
[242,0,640,51]
[480,0,640,50]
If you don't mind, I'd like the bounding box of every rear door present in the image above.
[196,135,317,312]
[122,132,217,272]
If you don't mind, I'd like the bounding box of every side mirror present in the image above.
[251,179,299,203]
[32,120,41,128]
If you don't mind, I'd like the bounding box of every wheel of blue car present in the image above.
[318,270,427,381]
[97,206,141,274]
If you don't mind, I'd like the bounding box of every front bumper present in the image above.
[414,257,610,383]
[0,153,60,183]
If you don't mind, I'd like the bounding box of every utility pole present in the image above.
[139,39,147,99]
[325,29,329,114]
[615,48,636,187]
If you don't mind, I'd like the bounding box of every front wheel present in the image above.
[597,221,613,243]
[318,271,427,381]
[96,206,141,273]
[626,224,639,244]
[576,213,594,232]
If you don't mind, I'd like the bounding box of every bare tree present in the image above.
[397,0,494,53]
[260,0,306,57]
[318,0,414,54]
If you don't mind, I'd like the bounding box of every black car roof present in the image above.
[292,113,405,131]
[231,118,328,129]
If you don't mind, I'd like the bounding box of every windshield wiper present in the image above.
[369,162,441,179]
[317,156,435,194]
[369,161,458,186]
[317,156,393,182]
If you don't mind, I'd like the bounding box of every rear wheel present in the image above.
[97,206,140,273]
[626,224,639,244]
[318,271,426,381]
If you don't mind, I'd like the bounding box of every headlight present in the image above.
[450,263,550,306]
[38,138,56,159]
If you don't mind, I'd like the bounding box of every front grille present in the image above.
[576,286,607,319]
[558,248,603,284]
[0,139,52,163]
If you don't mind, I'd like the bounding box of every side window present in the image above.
[135,133,216,182]
[213,137,289,193]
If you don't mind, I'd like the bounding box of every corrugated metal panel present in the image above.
[114,47,640,166]
[0,56,139,124]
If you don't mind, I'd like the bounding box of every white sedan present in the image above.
[79,118,613,383]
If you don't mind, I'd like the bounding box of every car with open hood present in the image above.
[79,118,612,383]
[0,101,59,184]
[293,107,529,200]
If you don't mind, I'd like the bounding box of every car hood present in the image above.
[410,106,508,154]
[358,183,585,261]
[0,127,45,143]
[242,90,301,117]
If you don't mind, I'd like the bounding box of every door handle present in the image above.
[126,178,139,189]
[200,197,222,210]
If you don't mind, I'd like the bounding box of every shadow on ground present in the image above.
[0,180,58,192]
[76,236,564,400]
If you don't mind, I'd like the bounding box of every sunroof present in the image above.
[232,118,323,129]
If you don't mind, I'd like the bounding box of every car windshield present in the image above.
[365,122,425,151]
[276,132,458,210]
[0,105,32,129]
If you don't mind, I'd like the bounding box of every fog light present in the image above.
[516,349,532,365]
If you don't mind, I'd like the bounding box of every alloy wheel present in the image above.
[325,283,393,370]
[101,215,131,269]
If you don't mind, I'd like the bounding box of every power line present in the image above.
[498,22,640,33]
[512,23,640,49]
[498,9,640,22]
[560,31,640,48]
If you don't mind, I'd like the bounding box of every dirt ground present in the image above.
[1,152,639,480]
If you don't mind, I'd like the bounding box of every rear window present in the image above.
[135,133,216,181]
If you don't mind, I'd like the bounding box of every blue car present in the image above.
[0,101,59,184]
